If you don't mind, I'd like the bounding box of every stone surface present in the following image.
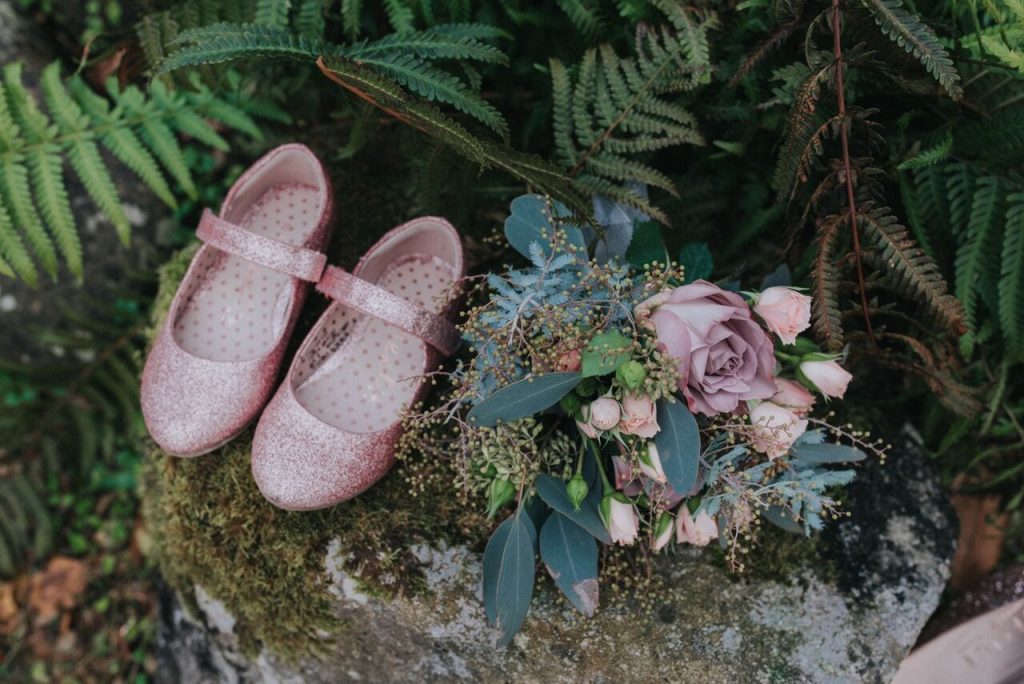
[156,433,956,684]
[0,1,172,364]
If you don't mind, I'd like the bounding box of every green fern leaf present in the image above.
[41,64,131,243]
[999,193,1024,359]
[295,0,326,37]
[557,0,604,39]
[341,0,363,38]
[0,155,57,280]
[950,175,999,327]
[255,0,291,27]
[160,23,326,71]
[345,31,508,64]
[550,59,576,168]
[113,86,197,198]
[28,147,81,278]
[383,0,416,33]
[648,0,713,67]
[317,55,591,218]
[858,0,963,99]
[0,194,36,284]
[898,130,953,170]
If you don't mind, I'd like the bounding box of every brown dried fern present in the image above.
[857,202,967,334]
[812,213,846,351]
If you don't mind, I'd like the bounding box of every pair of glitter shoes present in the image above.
[140,144,464,511]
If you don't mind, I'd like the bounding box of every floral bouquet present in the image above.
[416,195,885,645]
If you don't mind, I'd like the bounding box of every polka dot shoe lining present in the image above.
[173,183,321,362]
[293,253,456,433]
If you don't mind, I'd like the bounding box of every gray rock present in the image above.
[0,1,171,364]
[156,434,956,683]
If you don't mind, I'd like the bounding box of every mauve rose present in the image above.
[772,377,815,417]
[800,359,852,399]
[636,281,776,415]
[618,393,660,438]
[675,506,718,546]
[749,400,808,459]
[754,287,811,344]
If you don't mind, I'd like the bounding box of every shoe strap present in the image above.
[197,209,327,282]
[316,265,461,356]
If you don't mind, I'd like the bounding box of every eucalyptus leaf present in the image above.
[625,220,668,268]
[539,513,599,617]
[468,373,583,427]
[760,263,792,289]
[790,443,867,464]
[762,505,805,535]
[482,511,537,645]
[504,194,586,261]
[679,242,713,283]
[654,400,701,495]
[535,474,611,543]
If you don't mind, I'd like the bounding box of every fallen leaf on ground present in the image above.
[28,556,90,624]
[0,582,19,635]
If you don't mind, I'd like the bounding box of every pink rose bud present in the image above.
[799,359,852,399]
[652,512,674,551]
[555,348,582,372]
[754,286,812,345]
[675,506,719,546]
[749,400,808,459]
[601,494,640,546]
[618,393,660,439]
[588,397,621,431]
[638,442,667,483]
[771,378,815,417]
[576,397,620,438]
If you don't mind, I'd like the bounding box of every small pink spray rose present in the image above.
[618,393,660,438]
[576,397,621,437]
[754,287,812,345]
[603,494,640,546]
[748,400,808,458]
[771,377,815,417]
[799,359,853,399]
[676,506,719,546]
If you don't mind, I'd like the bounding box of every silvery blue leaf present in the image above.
[588,183,650,263]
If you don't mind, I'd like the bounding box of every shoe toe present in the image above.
[252,389,397,510]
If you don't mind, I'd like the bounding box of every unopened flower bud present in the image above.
[615,360,647,390]
[486,478,516,518]
[566,474,589,512]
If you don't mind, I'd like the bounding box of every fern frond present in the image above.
[341,0,363,38]
[255,0,291,28]
[316,55,591,218]
[550,17,707,222]
[812,214,845,351]
[859,202,965,334]
[898,130,953,170]
[0,60,267,284]
[955,176,1003,328]
[999,193,1024,359]
[858,0,963,99]
[383,0,416,33]
[294,0,326,36]
[162,23,510,136]
[41,64,132,243]
[648,0,713,68]
[557,0,604,39]
[0,196,35,285]
[774,64,833,197]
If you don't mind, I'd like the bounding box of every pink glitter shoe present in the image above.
[251,217,464,510]
[141,144,333,457]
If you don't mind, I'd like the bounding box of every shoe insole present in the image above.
[294,254,455,433]
[174,183,321,362]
